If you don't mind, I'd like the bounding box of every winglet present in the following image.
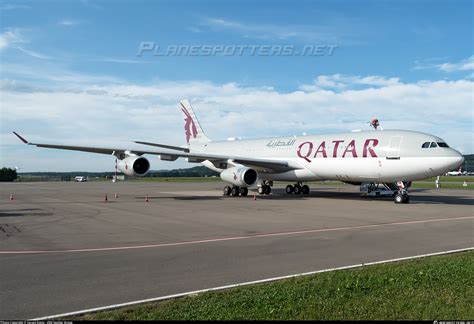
[13,132,29,144]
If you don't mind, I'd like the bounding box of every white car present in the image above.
[74,176,87,182]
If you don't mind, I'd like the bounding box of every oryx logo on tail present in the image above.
[179,99,211,145]
[181,103,198,144]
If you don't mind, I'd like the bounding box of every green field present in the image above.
[76,250,473,320]
[131,177,222,182]
[411,182,474,189]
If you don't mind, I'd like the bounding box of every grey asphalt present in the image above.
[0,181,473,319]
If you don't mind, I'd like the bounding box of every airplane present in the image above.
[446,167,463,176]
[13,99,464,204]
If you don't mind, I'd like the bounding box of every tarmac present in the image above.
[0,181,472,319]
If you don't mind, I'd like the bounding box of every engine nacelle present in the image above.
[117,156,150,177]
[220,166,258,187]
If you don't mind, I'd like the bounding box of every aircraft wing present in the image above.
[13,132,173,157]
[13,132,302,173]
[181,152,301,173]
[133,140,302,173]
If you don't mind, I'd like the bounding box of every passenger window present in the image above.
[422,142,430,148]
[437,142,449,148]
[430,142,438,148]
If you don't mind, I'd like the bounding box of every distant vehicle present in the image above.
[74,176,87,182]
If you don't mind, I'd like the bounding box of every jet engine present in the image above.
[117,156,150,177]
[220,166,258,187]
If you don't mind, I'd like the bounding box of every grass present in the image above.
[75,250,473,320]
[130,177,222,182]
[411,182,474,189]
[423,176,473,183]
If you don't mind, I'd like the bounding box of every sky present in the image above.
[0,0,473,172]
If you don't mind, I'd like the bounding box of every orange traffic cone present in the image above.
[9,194,14,200]
[104,194,108,202]
[145,194,149,202]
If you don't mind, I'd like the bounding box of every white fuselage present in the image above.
[190,130,464,184]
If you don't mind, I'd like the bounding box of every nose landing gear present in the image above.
[394,181,410,204]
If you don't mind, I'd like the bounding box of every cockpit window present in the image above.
[437,142,449,148]
[422,142,430,148]
[430,142,438,148]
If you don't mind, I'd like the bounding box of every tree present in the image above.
[0,168,18,182]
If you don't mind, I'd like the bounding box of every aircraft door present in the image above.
[386,136,403,159]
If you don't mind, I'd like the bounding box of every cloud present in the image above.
[1,68,473,171]
[96,57,149,64]
[0,28,52,60]
[299,74,400,91]
[0,4,31,10]
[436,55,474,72]
[414,55,474,73]
[58,19,84,27]
[1,62,123,85]
[0,28,25,51]
[17,46,51,59]
[199,17,346,44]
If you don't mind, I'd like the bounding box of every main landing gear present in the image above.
[258,184,271,195]
[285,183,310,195]
[223,186,248,197]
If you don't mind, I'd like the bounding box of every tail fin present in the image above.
[180,99,210,145]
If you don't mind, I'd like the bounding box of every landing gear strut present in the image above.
[286,183,310,195]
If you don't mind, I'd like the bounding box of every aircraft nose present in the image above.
[456,152,465,167]
[449,150,464,169]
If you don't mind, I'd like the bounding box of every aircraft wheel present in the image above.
[240,187,248,196]
[285,185,294,194]
[265,185,272,195]
[402,194,410,204]
[302,185,310,194]
[231,186,240,197]
[223,186,231,196]
[394,193,404,204]
[294,185,302,194]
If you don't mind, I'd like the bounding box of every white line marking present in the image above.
[1,215,473,254]
[31,246,474,320]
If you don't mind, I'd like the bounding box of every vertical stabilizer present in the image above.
[180,99,210,144]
